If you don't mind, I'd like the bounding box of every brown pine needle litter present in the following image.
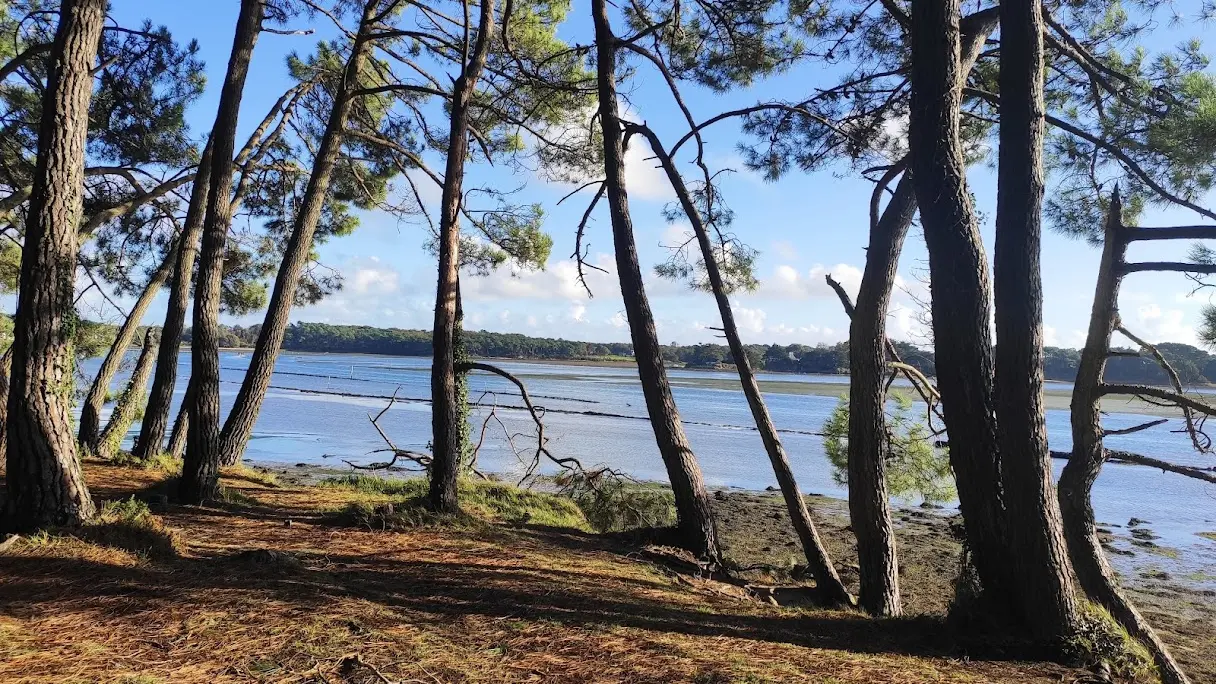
[0,460,1080,683]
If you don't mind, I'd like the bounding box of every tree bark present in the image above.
[635,123,851,603]
[841,7,997,616]
[907,0,1011,604]
[132,140,213,461]
[847,173,917,616]
[4,0,106,532]
[78,243,177,453]
[590,0,721,561]
[167,391,190,462]
[95,331,158,460]
[179,0,263,505]
[219,8,376,467]
[993,0,1080,641]
[0,348,14,467]
[1060,193,1191,684]
[428,0,496,513]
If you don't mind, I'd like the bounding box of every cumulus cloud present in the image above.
[762,263,865,300]
[734,306,767,334]
[461,254,619,302]
[349,258,400,295]
[1131,303,1197,345]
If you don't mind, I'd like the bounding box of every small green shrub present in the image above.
[822,393,956,504]
[562,474,677,533]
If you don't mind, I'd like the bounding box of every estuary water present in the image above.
[82,350,1216,568]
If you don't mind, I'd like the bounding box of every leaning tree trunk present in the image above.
[847,172,917,616]
[1060,193,1191,684]
[908,0,1012,606]
[219,12,376,467]
[4,0,106,531]
[179,0,263,505]
[992,0,1079,641]
[591,0,721,560]
[429,0,496,513]
[133,140,213,461]
[78,244,177,453]
[840,7,998,617]
[167,392,190,462]
[95,331,158,461]
[636,124,851,603]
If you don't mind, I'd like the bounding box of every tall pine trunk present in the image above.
[133,140,213,461]
[78,244,177,453]
[1060,193,1191,684]
[907,0,1011,604]
[993,0,1079,641]
[4,0,106,531]
[179,0,263,505]
[637,124,850,602]
[429,0,496,512]
[95,331,158,461]
[843,8,996,616]
[590,0,720,560]
[219,9,375,467]
[847,173,916,615]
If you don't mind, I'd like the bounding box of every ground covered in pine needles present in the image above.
[0,461,1098,683]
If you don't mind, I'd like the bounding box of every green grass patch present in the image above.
[76,497,182,561]
[217,486,263,507]
[323,476,589,531]
[321,473,422,497]
[221,464,279,488]
[110,451,182,474]
[1198,531,1216,542]
[1066,602,1155,682]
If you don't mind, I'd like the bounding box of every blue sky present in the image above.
[95,0,1216,350]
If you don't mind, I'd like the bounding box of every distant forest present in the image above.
[181,321,1216,386]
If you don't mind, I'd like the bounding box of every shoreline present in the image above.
[210,348,1210,419]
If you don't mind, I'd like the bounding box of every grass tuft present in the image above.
[110,451,182,474]
[323,475,589,531]
[221,464,279,488]
[321,473,422,496]
[1065,602,1156,681]
[76,497,182,562]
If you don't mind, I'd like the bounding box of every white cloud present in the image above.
[761,263,864,300]
[350,258,400,295]
[623,135,674,201]
[1044,324,1058,347]
[568,303,587,323]
[734,306,767,334]
[1130,303,1197,345]
[461,254,618,302]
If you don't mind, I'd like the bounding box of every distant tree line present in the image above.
[166,321,1216,386]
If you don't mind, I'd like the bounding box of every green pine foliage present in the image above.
[822,393,956,505]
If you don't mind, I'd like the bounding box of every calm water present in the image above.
[82,350,1216,568]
